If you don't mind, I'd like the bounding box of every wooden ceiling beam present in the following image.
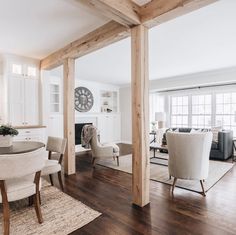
[78,0,141,28]
[40,0,218,70]
[41,21,130,70]
[140,0,218,28]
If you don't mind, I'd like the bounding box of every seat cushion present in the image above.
[0,175,42,203]
[102,143,119,153]
[41,160,61,176]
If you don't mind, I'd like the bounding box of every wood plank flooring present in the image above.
[50,144,236,235]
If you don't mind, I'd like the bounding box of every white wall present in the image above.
[149,67,236,92]
[74,79,119,114]
[119,67,236,143]
[119,86,131,143]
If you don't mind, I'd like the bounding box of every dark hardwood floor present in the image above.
[51,144,236,235]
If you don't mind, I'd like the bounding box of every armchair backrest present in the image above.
[90,128,102,157]
[0,148,45,180]
[167,132,212,180]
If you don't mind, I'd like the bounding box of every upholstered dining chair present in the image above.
[0,148,45,235]
[41,137,67,191]
[88,127,120,167]
[166,131,213,196]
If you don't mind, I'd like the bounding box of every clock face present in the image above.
[74,87,94,112]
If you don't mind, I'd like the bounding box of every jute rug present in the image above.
[0,181,101,235]
[98,153,234,193]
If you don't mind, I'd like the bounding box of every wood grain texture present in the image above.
[63,58,76,175]
[140,0,218,28]
[48,149,236,235]
[131,25,150,207]
[78,0,141,27]
[41,21,130,70]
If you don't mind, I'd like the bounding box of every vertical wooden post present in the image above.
[131,25,150,207]
[63,58,76,175]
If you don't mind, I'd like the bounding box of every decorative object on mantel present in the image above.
[0,125,18,147]
[74,87,94,112]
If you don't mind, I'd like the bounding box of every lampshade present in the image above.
[155,112,166,122]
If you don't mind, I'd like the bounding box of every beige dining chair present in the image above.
[41,137,67,191]
[167,132,213,196]
[0,148,45,235]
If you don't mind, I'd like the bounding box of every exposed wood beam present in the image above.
[131,24,150,207]
[41,21,130,70]
[78,0,141,27]
[140,0,218,28]
[40,0,217,70]
[63,58,76,175]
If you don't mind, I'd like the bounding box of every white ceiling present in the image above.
[0,0,108,58]
[1,0,236,85]
[75,0,236,85]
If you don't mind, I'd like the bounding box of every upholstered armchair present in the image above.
[90,128,120,167]
[167,132,213,196]
[0,148,45,235]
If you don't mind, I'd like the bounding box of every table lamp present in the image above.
[155,112,166,129]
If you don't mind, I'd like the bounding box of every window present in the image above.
[171,96,188,127]
[191,94,212,128]
[215,93,236,134]
[12,64,22,75]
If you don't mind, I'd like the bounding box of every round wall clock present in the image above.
[74,87,94,112]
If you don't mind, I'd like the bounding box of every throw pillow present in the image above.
[211,126,222,142]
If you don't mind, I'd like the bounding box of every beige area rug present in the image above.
[98,154,234,193]
[0,181,101,235]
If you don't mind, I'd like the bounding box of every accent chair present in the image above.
[167,131,213,196]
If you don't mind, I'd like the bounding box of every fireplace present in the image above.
[75,123,92,145]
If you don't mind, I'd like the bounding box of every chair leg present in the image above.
[92,157,96,168]
[0,180,10,235]
[49,174,54,186]
[172,177,177,194]
[58,171,64,191]
[200,180,206,197]
[116,156,119,166]
[34,192,43,223]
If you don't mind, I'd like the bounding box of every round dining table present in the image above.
[0,141,45,155]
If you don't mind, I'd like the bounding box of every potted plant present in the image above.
[0,125,18,147]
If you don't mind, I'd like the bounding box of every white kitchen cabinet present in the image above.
[8,76,25,126]
[9,76,38,126]
[10,61,38,79]
[0,54,40,126]
[14,127,46,143]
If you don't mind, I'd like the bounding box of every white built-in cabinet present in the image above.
[48,78,63,138]
[98,114,121,143]
[14,127,46,143]
[9,75,38,126]
[0,54,39,126]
